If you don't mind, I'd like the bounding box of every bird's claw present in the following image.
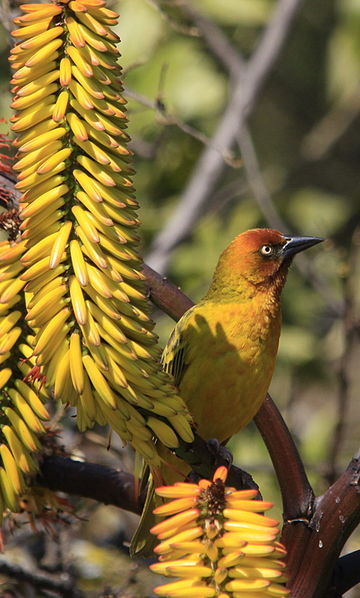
[207,438,233,469]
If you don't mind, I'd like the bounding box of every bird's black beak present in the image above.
[281,235,324,259]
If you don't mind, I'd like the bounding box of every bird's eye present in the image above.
[260,245,273,257]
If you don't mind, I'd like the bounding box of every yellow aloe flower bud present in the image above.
[10,0,194,466]
[150,467,289,598]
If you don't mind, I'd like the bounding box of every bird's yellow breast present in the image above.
[179,296,281,442]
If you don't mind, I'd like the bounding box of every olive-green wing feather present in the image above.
[161,307,197,387]
[131,307,198,558]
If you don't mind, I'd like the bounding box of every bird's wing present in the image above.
[161,307,196,387]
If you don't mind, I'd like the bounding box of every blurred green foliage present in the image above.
[0,0,359,594]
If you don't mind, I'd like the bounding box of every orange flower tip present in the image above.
[226,499,273,512]
[153,497,197,516]
[212,466,228,483]
[225,489,258,501]
[223,509,279,527]
[150,508,200,536]
[198,479,211,490]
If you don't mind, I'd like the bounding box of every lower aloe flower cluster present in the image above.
[150,467,289,598]
[0,238,51,515]
[8,0,194,469]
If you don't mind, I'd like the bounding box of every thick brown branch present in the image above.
[289,452,360,597]
[38,445,258,516]
[255,394,314,521]
[143,263,194,319]
[38,455,142,515]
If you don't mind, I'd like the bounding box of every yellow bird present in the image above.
[132,228,323,555]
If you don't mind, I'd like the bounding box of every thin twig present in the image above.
[124,86,236,165]
[145,0,199,37]
[147,0,304,274]
[237,127,343,315]
[301,84,360,161]
[178,1,244,78]
[237,127,288,231]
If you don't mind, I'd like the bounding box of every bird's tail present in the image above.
[130,471,158,557]
[130,449,190,558]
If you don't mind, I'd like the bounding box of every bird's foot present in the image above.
[206,438,233,469]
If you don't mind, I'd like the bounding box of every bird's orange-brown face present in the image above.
[209,228,323,297]
[231,228,293,285]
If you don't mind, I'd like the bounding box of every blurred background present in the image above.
[0,0,359,595]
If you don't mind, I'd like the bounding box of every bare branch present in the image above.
[289,452,360,598]
[237,127,343,315]
[178,1,244,78]
[38,441,259,515]
[38,455,142,515]
[143,263,194,319]
[301,84,360,161]
[237,127,288,231]
[124,86,236,165]
[145,0,199,37]
[147,0,304,274]
[255,394,314,522]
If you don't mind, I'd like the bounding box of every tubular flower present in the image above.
[150,467,289,598]
[0,239,50,516]
[10,0,193,465]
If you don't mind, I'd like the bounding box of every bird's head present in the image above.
[207,228,323,299]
